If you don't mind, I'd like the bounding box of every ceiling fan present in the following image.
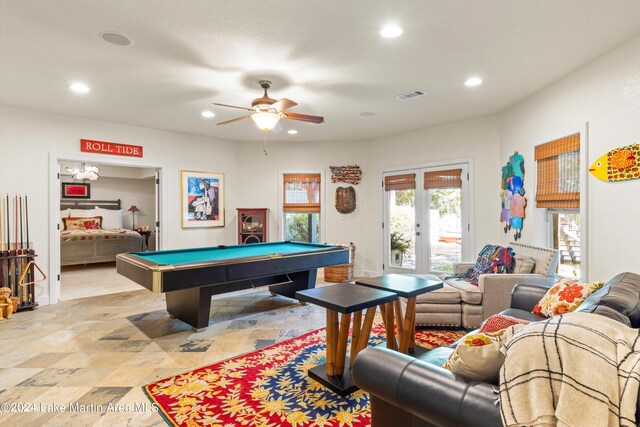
[213,80,325,132]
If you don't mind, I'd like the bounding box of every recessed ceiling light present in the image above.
[100,31,133,46]
[69,82,90,94]
[201,110,215,118]
[380,25,403,38]
[287,129,298,135]
[464,77,483,87]
[359,112,376,117]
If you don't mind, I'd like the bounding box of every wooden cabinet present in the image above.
[237,208,268,244]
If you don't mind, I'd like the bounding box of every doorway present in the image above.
[383,162,471,275]
[48,153,165,304]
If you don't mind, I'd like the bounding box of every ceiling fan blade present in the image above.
[270,98,298,112]
[283,112,325,124]
[212,102,255,112]
[217,116,252,125]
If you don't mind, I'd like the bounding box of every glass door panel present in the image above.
[427,188,462,273]
[388,189,416,269]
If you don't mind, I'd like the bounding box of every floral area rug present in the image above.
[144,321,464,427]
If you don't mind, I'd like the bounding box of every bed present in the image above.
[60,199,144,266]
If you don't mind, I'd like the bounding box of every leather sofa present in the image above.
[353,272,640,427]
[409,242,559,329]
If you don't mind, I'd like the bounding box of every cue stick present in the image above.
[19,195,23,253]
[25,194,33,303]
[15,194,21,303]
[7,194,13,292]
[0,195,4,288]
[19,195,26,303]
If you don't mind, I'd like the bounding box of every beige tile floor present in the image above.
[61,262,140,301]
[1,266,329,426]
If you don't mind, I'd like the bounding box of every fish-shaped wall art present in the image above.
[589,144,640,182]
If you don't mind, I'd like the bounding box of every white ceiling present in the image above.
[1,1,639,142]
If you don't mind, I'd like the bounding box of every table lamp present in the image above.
[127,205,140,229]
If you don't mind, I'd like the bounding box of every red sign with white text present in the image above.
[81,139,143,157]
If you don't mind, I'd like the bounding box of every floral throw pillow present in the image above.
[442,332,505,382]
[532,278,604,317]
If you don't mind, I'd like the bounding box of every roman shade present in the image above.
[535,134,580,209]
[424,169,463,189]
[283,173,321,213]
[384,173,416,191]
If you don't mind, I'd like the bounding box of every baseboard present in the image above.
[36,294,50,306]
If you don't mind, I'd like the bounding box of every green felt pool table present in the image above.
[116,241,350,331]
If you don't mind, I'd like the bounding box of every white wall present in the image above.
[499,35,640,280]
[362,116,502,275]
[0,106,241,303]
[234,139,369,275]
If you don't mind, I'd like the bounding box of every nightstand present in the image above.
[135,229,152,251]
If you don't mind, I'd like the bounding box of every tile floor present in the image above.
[61,262,140,301]
[1,269,329,426]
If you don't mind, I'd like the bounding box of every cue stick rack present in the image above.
[0,193,39,312]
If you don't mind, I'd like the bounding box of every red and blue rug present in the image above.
[144,321,463,426]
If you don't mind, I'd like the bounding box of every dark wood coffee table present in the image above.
[296,283,397,396]
[355,274,443,354]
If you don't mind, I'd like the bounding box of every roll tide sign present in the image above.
[81,139,143,157]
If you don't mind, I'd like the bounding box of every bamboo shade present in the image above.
[535,134,580,209]
[283,173,321,213]
[384,174,416,191]
[424,169,463,189]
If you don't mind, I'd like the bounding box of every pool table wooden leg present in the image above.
[165,287,213,331]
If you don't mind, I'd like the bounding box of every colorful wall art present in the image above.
[181,170,224,228]
[589,143,640,182]
[500,151,527,240]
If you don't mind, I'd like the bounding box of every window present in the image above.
[535,134,581,278]
[282,173,321,243]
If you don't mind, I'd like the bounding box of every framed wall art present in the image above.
[181,170,224,228]
[61,182,91,199]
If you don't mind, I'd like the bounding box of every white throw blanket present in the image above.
[499,312,640,427]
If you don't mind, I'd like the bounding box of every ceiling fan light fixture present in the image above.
[252,111,281,132]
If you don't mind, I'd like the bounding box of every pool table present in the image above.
[116,241,350,331]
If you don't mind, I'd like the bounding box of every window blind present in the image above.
[283,173,321,213]
[384,173,416,191]
[424,169,463,189]
[535,133,580,208]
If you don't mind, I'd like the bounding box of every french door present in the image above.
[383,164,470,274]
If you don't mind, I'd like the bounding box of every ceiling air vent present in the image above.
[395,90,425,101]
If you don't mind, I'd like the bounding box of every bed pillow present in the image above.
[69,208,96,217]
[532,278,605,318]
[94,207,124,229]
[63,216,102,230]
[60,209,71,228]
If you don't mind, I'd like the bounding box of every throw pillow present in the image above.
[513,254,536,274]
[532,278,605,318]
[443,324,529,382]
[480,314,531,333]
[442,332,504,382]
[63,217,86,230]
[63,216,102,230]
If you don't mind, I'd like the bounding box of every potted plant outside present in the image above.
[390,231,411,266]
